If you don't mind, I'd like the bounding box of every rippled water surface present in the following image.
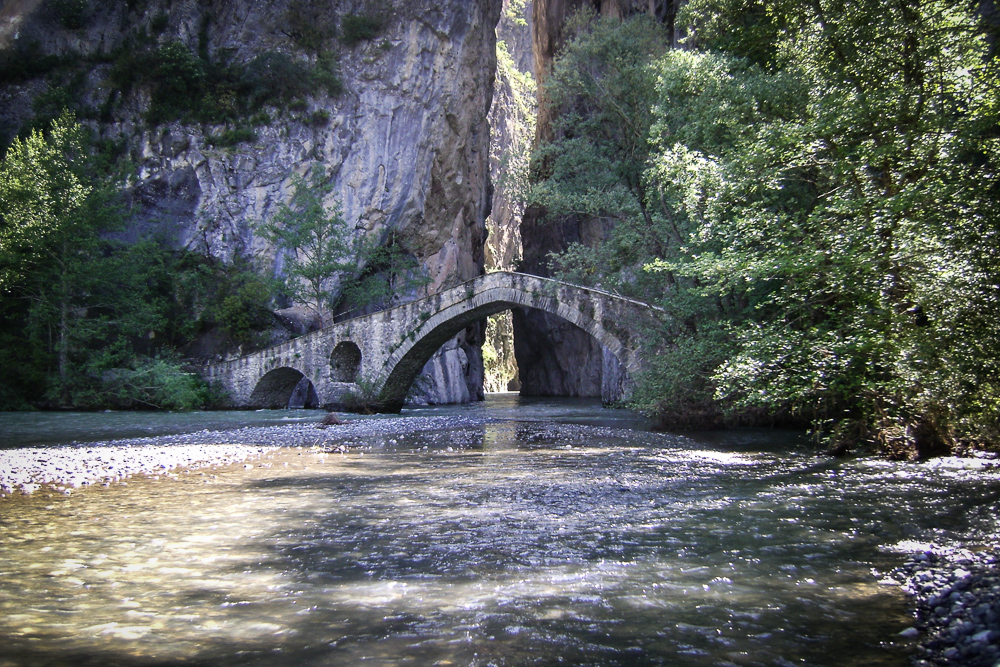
[1,396,998,666]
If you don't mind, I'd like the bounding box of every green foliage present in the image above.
[0,111,110,289]
[0,41,66,86]
[256,165,358,326]
[311,51,344,96]
[284,0,338,54]
[678,0,789,68]
[104,37,342,127]
[205,127,257,147]
[209,267,274,349]
[256,165,429,325]
[504,0,529,26]
[530,13,667,293]
[339,233,429,316]
[536,3,1000,454]
[338,373,381,413]
[150,11,169,35]
[309,109,331,126]
[146,41,207,124]
[241,51,313,108]
[82,356,210,411]
[50,0,90,30]
[4,8,344,145]
[340,13,384,46]
[0,113,277,409]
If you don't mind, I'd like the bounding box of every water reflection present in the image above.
[1,418,997,666]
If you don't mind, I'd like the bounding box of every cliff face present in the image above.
[483,0,534,392]
[514,0,676,400]
[0,0,501,405]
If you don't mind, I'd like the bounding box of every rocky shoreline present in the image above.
[1,417,998,666]
[0,415,487,498]
[889,546,1000,666]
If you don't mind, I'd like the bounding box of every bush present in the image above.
[206,127,257,147]
[309,109,330,126]
[241,51,313,107]
[284,0,338,53]
[99,357,210,410]
[51,0,90,29]
[340,14,383,46]
[311,51,343,96]
[150,11,169,35]
[146,41,206,123]
[0,42,65,84]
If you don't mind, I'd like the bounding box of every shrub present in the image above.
[311,51,343,96]
[51,0,90,29]
[147,41,206,123]
[241,51,313,107]
[309,109,330,126]
[284,0,338,53]
[0,42,64,84]
[150,11,169,34]
[340,14,383,46]
[100,357,210,410]
[205,127,257,147]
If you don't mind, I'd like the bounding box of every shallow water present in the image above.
[1,397,998,666]
[0,408,326,449]
[0,394,648,450]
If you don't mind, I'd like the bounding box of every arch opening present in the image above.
[249,367,318,409]
[330,341,362,382]
[376,291,634,412]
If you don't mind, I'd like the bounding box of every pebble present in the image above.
[890,546,1000,666]
[0,415,490,497]
[2,414,997,666]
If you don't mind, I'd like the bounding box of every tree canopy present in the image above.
[534,2,1000,456]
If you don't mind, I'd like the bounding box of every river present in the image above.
[1,395,998,666]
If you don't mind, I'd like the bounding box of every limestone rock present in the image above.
[0,0,502,405]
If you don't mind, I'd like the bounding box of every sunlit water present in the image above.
[1,396,998,666]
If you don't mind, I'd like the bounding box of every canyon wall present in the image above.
[483,0,534,392]
[514,0,679,399]
[0,0,502,404]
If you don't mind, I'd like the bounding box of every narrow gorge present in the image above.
[2,0,707,408]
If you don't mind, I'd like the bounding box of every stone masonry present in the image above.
[200,271,662,412]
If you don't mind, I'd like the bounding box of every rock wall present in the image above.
[0,0,502,405]
[513,0,677,398]
[483,0,535,392]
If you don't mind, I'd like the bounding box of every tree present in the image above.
[529,11,667,298]
[664,0,1000,454]
[536,3,1000,454]
[0,111,131,403]
[256,165,357,326]
[0,113,230,410]
[339,232,429,316]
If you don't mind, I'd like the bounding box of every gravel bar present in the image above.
[0,415,489,497]
[887,546,1000,666]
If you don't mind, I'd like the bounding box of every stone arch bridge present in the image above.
[200,271,661,412]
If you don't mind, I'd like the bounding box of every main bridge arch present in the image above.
[372,273,647,411]
[200,272,659,411]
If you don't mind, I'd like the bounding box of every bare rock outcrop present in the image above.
[0,0,502,405]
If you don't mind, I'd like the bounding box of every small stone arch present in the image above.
[249,367,317,409]
[330,341,362,382]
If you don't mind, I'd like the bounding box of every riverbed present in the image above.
[0,396,997,666]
